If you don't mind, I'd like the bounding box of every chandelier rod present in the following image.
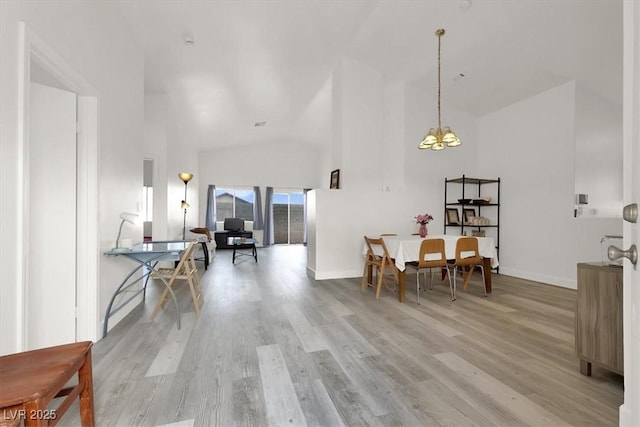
[437,29,443,130]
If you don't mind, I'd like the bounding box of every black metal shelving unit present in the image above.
[444,175,500,271]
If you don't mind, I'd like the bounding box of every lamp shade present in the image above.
[178,172,193,184]
[112,212,139,251]
[181,200,190,209]
[119,212,139,224]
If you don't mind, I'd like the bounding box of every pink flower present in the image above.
[415,213,433,224]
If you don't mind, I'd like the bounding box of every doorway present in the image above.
[273,190,304,244]
[18,22,99,349]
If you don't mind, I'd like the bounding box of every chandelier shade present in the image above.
[418,29,462,151]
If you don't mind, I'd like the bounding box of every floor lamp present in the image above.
[179,172,193,240]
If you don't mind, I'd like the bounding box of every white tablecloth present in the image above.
[363,234,499,272]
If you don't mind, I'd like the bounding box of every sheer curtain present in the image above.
[263,187,274,245]
[205,185,217,230]
[253,186,263,230]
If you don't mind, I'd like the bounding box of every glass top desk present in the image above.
[103,240,191,337]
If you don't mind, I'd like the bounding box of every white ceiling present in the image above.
[116,0,623,151]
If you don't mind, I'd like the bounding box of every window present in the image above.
[273,190,304,244]
[215,187,254,221]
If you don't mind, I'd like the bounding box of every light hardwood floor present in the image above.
[64,245,623,426]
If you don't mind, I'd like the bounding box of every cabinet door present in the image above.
[576,266,623,374]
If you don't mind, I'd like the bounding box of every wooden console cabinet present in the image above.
[575,262,623,376]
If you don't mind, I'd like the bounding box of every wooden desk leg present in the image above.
[79,349,95,426]
[482,258,492,293]
[398,270,406,303]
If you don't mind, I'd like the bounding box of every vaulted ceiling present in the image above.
[117,0,622,151]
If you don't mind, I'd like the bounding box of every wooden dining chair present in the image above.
[0,341,95,427]
[405,238,452,304]
[151,241,204,319]
[360,236,399,299]
[449,236,486,300]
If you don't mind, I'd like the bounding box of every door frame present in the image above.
[620,1,640,424]
[17,22,100,347]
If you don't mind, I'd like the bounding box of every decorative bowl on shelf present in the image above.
[457,198,471,204]
[472,199,490,205]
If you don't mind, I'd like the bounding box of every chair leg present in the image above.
[187,275,201,316]
[360,262,370,293]
[416,270,421,305]
[151,283,172,319]
[480,265,487,297]
[463,265,474,290]
[375,264,385,299]
[445,266,455,301]
[451,266,458,301]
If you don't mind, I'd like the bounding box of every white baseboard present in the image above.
[497,267,577,289]
[306,266,362,280]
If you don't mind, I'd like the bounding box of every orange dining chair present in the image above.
[449,237,486,300]
[361,236,399,299]
[405,238,453,303]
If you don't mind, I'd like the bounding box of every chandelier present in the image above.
[418,29,462,151]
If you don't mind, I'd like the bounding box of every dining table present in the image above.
[363,234,499,303]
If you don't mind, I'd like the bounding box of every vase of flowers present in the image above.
[415,213,433,237]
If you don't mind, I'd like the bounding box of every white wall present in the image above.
[0,1,145,352]
[197,141,323,226]
[574,84,623,217]
[144,94,169,240]
[307,189,422,279]
[334,57,384,191]
[478,81,622,288]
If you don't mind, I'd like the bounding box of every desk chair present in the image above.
[0,341,94,427]
[151,241,204,318]
[450,237,486,300]
[361,236,399,299]
[405,238,452,304]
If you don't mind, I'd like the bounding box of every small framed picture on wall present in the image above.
[330,169,340,189]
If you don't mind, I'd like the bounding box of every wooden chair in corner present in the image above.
[449,236,486,300]
[151,240,204,318]
[360,236,399,299]
[405,238,453,304]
